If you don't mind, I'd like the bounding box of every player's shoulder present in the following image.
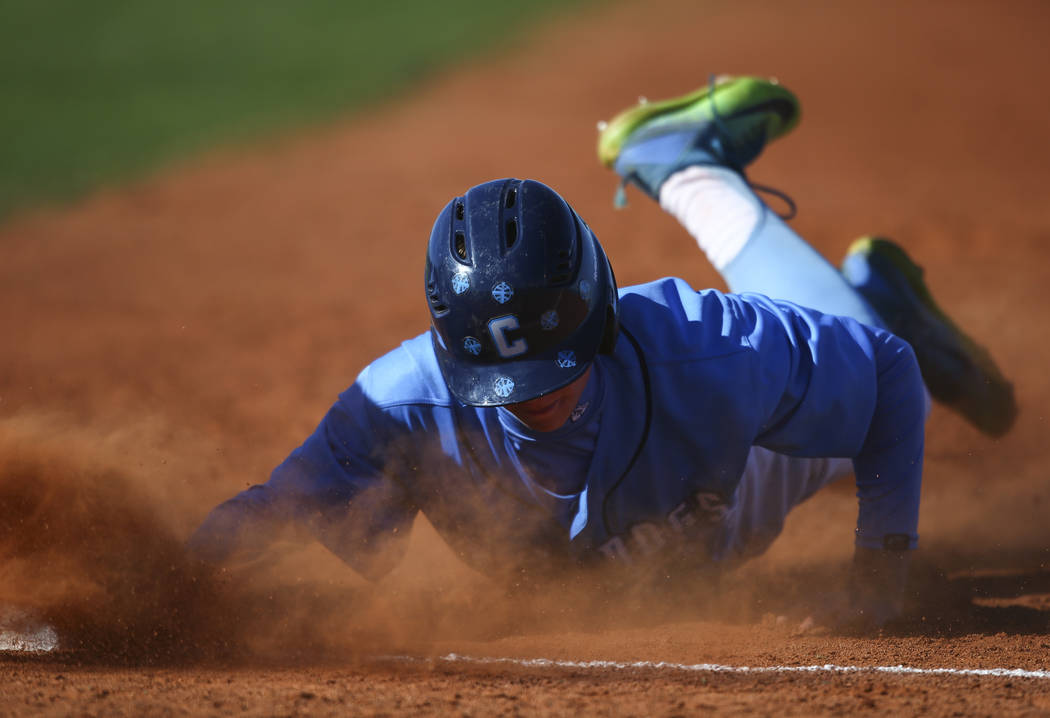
[617,277,759,360]
[353,331,453,409]
[619,276,735,314]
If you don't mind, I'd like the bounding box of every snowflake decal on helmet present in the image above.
[540,310,559,331]
[451,272,470,295]
[556,350,577,369]
[491,281,514,304]
[578,279,591,298]
[463,336,482,355]
[493,376,515,398]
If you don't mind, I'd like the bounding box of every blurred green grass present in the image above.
[0,0,587,219]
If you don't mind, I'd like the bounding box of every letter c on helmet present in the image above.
[488,315,527,358]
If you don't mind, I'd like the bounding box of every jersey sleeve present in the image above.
[736,292,926,550]
[186,355,431,580]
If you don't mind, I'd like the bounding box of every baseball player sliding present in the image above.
[188,76,1015,630]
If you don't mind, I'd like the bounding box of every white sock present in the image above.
[658,165,763,272]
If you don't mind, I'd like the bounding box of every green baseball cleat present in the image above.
[841,237,1017,436]
[598,75,800,204]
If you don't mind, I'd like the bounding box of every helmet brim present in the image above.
[432,325,598,407]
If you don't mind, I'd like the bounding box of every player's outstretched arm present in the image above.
[186,384,418,579]
[185,484,289,567]
[741,295,926,629]
[843,329,925,630]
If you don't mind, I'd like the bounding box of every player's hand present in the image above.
[797,546,911,634]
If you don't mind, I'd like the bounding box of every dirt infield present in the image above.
[2,0,1050,714]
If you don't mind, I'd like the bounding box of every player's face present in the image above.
[504,366,593,432]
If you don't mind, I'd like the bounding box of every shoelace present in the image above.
[612,162,797,220]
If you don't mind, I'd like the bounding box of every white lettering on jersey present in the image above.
[597,491,727,564]
[597,536,630,562]
[488,315,527,358]
[629,522,666,555]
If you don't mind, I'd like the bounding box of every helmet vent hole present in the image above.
[550,273,570,285]
[455,203,464,221]
[455,231,467,260]
[505,219,517,248]
[432,303,449,316]
[505,188,517,208]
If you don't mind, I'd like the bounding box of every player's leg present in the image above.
[598,75,1016,435]
[659,166,885,326]
[840,237,1016,436]
[661,160,1013,435]
[597,75,883,327]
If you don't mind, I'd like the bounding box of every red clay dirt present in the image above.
[2,0,1050,714]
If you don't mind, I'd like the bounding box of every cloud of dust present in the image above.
[0,413,225,661]
[0,412,778,661]
[0,412,692,663]
[3,409,1047,665]
[0,413,398,663]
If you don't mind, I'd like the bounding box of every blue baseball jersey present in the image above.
[188,278,925,582]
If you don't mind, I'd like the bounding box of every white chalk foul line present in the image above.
[0,627,59,653]
[403,653,1050,681]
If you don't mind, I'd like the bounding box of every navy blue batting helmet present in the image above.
[425,178,618,406]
